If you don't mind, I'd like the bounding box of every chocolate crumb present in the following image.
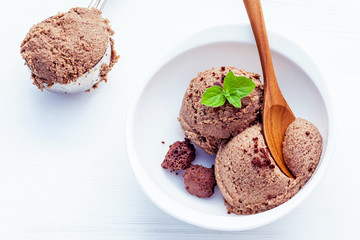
[251,157,262,168]
[161,141,165,144]
[269,164,275,169]
[305,131,310,136]
[212,72,215,76]
[221,74,226,81]
[221,66,226,71]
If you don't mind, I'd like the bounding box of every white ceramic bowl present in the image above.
[125,24,334,231]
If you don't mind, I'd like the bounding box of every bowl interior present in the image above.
[126,24,332,230]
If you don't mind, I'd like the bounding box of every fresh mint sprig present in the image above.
[201,71,256,108]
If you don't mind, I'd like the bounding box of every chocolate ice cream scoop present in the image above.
[215,124,290,215]
[283,118,322,183]
[20,1,119,94]
[179,66,263,155]
[215,120,322,215]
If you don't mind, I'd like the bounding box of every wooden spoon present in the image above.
[243,0,295,179]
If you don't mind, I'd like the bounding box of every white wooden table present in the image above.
[0,0,359,239]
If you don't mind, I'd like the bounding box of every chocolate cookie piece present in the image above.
[183,164,216,198]
[161,139,196,170]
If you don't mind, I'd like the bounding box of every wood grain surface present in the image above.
[0,0,359,239]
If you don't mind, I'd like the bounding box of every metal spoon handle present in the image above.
[88,0,108,11]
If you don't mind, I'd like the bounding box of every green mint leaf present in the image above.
[200,70,256,108]
[201,85,226,107]
[223,71,256,95]
[223,71,256,108]
[225,89,243,108]
[232,76,256,95]
[223,71,238,90]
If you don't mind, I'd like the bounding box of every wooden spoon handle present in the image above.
[243,0,279,95]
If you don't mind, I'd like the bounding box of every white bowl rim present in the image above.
[125,23,335,231]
